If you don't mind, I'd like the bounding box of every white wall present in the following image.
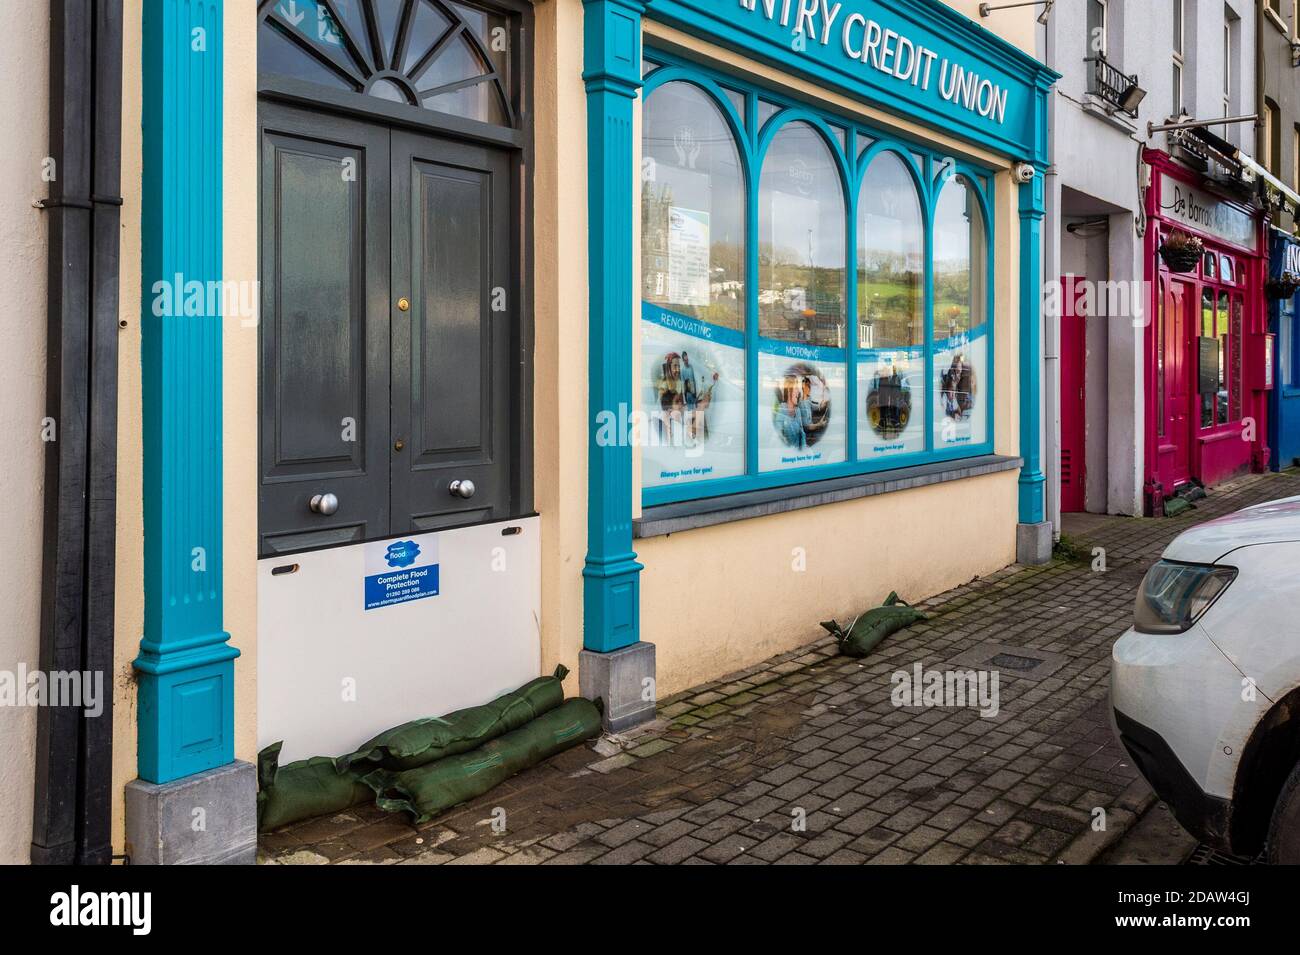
[0,5,50,866]
[1045,0,1257,519]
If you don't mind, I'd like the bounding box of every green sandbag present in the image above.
[364,697,603,824]
[257,742,372,833]
[334,665,570,775]
[821,591,926,659]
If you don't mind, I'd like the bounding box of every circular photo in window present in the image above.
[772,362,831,450]
[867,365,913,439]
[653,350,722,449]
[940,353,977,422]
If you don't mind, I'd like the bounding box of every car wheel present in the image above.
[1267,759,1300,864]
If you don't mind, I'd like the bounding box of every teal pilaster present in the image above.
[1018,165,1047,525]
[582,0,645,653]
[135,0,237,784]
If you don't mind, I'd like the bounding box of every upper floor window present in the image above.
[258,0,518,128]
[1172,0,1184,116]
[1265,99,1282,176]
[1087,0,1108,59]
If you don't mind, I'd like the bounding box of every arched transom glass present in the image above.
[258,0,516,127]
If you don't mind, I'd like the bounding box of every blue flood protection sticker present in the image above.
[363,534,441,611]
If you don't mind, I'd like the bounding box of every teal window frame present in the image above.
[641,48,997,508]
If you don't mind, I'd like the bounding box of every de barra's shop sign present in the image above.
[1160,173,1257,252]
[645,0,1052,162]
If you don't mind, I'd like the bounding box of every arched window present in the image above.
[258,0,516,127]
[640,82,745,329]
[640,81,747,488]
[758,122,846,349]
[932,175,988,448]
[858,152,923,349]
[858,151,925,458]
[757,121,847,472]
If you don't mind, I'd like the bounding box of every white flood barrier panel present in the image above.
[257,516,541,764]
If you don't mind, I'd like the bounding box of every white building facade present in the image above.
[1039,0,1262,525]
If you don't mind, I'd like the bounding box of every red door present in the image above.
[1059,276,1086,512]
[1156,280,1192,491]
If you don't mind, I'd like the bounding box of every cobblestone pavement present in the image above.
[261,471,1300,866]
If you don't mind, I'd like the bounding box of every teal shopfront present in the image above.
[580,0,1058,692]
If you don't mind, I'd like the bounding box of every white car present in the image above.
[1111,495,1300,864]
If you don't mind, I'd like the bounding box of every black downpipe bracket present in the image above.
[31,0,123,866]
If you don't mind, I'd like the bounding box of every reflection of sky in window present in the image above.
[859,154,922,271]
[645,83,743,200]
[761,124,843,268]
[933,181,973,275]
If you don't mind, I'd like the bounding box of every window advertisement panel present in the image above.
[858,151,926,458]
[932,175,989,449]
[859,348,925,458]
[758,120,848,471]
[759,341,848,471]
[640,80,747,488]
[641,304,747,487]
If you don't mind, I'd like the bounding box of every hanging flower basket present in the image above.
[1159,230,1204,273]
[1266,272,1300,301]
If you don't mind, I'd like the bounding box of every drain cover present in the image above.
[1187,844,1266,866]
[944,642,1070,682]
[988,652,1044,672]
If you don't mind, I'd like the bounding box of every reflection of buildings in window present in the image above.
[641,181,673,301]
[932,179,982,340]
[758,123,846,348]
[858,153,923,351]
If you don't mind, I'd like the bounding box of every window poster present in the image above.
[758,340,847,471]
[641,303,746,488]
[858,347,925,458]
[667,207,711,308]
[933,326,987,448]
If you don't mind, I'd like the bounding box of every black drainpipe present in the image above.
[30,0,123,867]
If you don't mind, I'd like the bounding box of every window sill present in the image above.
[634,454,1024,539]
[1079,94,1138,134]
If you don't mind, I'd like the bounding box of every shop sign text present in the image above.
[1160,174,1256,251]
[738,0,1010,125]
[363,535,441,611]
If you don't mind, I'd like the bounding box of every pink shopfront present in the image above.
[1143,149,1273,513]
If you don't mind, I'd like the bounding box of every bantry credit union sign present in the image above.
[644,0,1058,163]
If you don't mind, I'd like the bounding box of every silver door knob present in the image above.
[310,492,339,516]
[448,479,476,500]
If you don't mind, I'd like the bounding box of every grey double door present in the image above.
[259,105,515,556]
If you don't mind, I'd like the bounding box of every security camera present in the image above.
[1013,162,1036,184]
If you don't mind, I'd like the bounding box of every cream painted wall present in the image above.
[534,1,590,692]
[111,0,144,859]
[941,0,1039,56]
[224,0,261,780]
[0,3,50,867]
[642,474,1018,696]
[110,1,261,856]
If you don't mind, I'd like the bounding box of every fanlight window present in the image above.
[258,0,516,127]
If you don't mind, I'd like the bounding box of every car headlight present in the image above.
[1133,560,1237,634]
